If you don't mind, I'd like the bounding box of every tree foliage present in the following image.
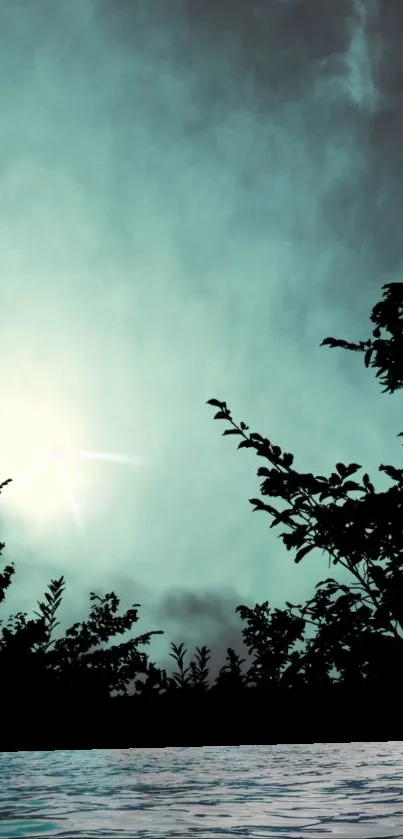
[207,282,403,689]
[0,568,164,701]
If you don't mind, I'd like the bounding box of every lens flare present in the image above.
[4,444,145,530]
[0,399,145,530]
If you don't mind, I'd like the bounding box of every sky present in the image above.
[1,0,403,687]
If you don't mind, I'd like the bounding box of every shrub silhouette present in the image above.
[0,560,164,702]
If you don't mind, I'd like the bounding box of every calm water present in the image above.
[1,741,403,838]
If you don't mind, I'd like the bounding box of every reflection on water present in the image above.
[1,741,403,838]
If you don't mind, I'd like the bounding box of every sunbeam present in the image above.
[2,438,145,530]
[56,454,84,531]
[75,451,146,466]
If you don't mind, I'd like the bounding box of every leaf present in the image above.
[214,411,228,420]
[362,472,375,492]
[364,348,374,368]
[368,566,387,590]
[238,439,255,449]
[344,463,362,477]
[336,462,346,476]
[342,480,361,491]
[315,577,338,589]
[206,399,225,408]
[270,511,293,528]
[222,429,242,436]
[295,545,314,564]
[379,464,403,483]
[35,603,49,617]
[320,336,338,347]
[283,452,294,467]
[52,597,63,609]
[249,498,279,516]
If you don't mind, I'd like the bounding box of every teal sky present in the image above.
[1,0,402,684]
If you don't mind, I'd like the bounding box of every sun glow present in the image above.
[0,398,145,529]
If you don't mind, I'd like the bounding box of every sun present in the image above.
[0,397,145,530]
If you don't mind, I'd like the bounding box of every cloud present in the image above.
[144,586,253,684]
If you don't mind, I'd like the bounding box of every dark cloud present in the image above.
[150,587,254,682]
[154,586,241,624]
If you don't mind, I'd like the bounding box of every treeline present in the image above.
[1,282,403,748]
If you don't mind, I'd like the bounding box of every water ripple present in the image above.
[1,742,403,837]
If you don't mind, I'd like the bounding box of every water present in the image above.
[1,741,403,838]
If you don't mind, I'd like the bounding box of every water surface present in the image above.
[1,741,403,837]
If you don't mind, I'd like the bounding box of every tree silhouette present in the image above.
[207,282,403,690]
